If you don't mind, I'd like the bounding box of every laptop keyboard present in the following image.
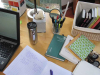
[0,41,15,58]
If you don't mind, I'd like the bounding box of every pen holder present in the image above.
[52,23,60,34]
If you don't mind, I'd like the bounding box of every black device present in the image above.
[87,53,100,68]
[0,8,20,71]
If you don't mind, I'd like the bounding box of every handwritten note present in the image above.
[3,46,48,75]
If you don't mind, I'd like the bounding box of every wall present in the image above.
[61,0,73,6]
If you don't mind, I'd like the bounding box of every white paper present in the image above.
[3,46,48,75]
[73,60,100,75]
[59,35,79,64]
[41,61,72,75]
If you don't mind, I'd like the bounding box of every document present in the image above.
[3,46,72,75]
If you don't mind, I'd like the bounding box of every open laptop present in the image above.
[0,8,20,71]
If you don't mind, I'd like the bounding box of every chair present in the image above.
[25,0,62,12]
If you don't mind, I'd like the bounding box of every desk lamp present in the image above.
[27,0,44,20]
[27,0,46,33]
[33,0,37,14]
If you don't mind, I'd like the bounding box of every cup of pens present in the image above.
[52,21,60,34]
[49,2,69,34]
[52,16,64,34]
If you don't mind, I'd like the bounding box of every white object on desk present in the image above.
[3,46,72,75]
[73,60,100,75]
[33,13,46,33]
[27,8,44,21]
[59,35,80,64]
[34,10,44,20]
[8,0,26,16]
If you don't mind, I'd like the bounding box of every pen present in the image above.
[50,69,53,75]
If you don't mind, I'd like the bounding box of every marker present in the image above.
[60,18,65,28]
[50,69,53,75]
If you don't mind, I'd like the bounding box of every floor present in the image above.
[65,7,74,18]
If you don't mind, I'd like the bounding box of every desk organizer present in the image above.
[71,1,100,41]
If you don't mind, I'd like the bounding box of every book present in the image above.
[69,35,95,60]
[83,9,93,27]
[65,34,81,61]
[80,12,88,27]
[88,7,100,28]
[87,8,96,27]
[73,60,100,75]
[59,35,80,64]
[45,34,66,61]
[91,18,100,29]
[76,9,86,26]
[3,46,72,75]
[94,22,100,29]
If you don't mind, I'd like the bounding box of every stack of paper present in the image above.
[59,34,95,64]
[59,35,80,64]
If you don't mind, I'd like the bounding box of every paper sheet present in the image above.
[59,35,79,64]
[3,46,48,75]
[41,61,72,75]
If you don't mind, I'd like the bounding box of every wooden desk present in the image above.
[0,9,100,75]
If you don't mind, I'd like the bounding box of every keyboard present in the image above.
[0,41,15,58]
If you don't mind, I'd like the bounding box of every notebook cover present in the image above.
[45,34,66,61]
[69,35,95,60]
[76,9,86,27]
[65,34,81,61]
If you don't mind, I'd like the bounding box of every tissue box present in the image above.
[33,14,46,33]
[71,1,100,41]
[8,0,26,16]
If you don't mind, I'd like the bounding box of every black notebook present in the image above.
[83,9,94,27]
[76,9,86,26]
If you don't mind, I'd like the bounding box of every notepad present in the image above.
[3,46,72,75]
[69,35,95,60]
[59,35,80,64]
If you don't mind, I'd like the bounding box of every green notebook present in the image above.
[45,34,66,61]
[69,35,95,60]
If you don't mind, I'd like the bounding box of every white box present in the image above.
[8,0,26,16]
[71,1,100,41]
[33,14,46,33]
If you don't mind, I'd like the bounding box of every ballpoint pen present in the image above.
[50,69,53,75]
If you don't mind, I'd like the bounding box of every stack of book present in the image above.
[76,7,100,30]
[45,34,95,64]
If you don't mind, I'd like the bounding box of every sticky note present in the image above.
[11,6,18,12]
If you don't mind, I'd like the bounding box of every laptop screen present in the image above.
[0,10,17,40]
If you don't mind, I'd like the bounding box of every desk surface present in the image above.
[0,9,100,75]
